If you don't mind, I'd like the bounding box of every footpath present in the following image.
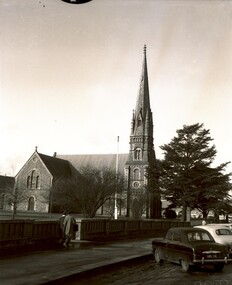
[0,238,154,285]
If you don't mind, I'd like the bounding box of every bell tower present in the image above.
[125,45,160,218]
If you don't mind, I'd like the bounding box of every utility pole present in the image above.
[114,136,119,220]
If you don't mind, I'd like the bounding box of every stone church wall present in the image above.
[15,155,52,213]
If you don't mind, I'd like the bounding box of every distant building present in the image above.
[14,149,79,212]
[0,175,15,210]
[12,46,161,218]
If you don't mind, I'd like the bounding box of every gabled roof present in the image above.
[57,154,129,174]
[38,153,78,179]
[0,175,15,192]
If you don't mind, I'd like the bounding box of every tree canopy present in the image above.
[155,123,232,220]
[52,165,125,218]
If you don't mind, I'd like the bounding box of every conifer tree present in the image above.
[158,123,231,221]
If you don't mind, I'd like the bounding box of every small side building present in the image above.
[14,148,79,213]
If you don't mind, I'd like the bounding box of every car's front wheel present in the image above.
[180,259,190,272]
[214,263,224,271]
[154,248,163,264]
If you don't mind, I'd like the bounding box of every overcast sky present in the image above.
[1,0,232,176]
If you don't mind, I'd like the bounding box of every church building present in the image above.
[13,46,161,218]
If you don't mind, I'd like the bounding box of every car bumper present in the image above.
[193,257,232,265]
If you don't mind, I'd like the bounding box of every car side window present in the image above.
[165,231,172,241]
[172,232,181,242]
[195,233,201,240]
[216,229,232,236]
[201,232,212,241]
[188,231,212,241]
[188,232,196,241]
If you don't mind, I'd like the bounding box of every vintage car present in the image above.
[152,227,231,272]
[195,225,232,256]
[205,223,232,229]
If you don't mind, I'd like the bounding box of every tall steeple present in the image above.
[125,46,157,218]
[129,45,154,162]
[133,45,151,136]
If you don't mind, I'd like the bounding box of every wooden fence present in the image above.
[78,219,190,240]
[0,219,190,252]
[0,220,59,246]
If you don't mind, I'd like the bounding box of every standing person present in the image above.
[58,210,66,245]
[202,219,207,225]
[63,210,77,248]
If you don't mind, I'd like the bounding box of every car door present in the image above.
[163,230,173,260]
[168,231,182,263]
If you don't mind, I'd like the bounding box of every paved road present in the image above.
[0,238,153,285]
[65,258,232,285]
[1,237,232,285]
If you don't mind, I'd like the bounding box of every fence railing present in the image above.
[77,219,190,240]
[0,220,60,249]
[0,219,190,250]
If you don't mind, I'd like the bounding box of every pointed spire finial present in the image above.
[143,44,147,54]
[35,146,38,152]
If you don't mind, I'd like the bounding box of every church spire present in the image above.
[125,46,158,219]
[133,45,151,136]
[127,45,154,162]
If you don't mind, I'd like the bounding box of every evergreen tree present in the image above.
[158,123,231,221]
[188,163,231,219]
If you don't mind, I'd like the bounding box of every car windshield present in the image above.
[215,229,232,236]
[187,231,213,241]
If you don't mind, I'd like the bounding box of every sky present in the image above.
[1,0,232,176]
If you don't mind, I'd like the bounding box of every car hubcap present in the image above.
[181,260,189,272]
[155,249,161,263]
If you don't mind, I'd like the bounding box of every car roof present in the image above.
[196,225,232,230]
[169,227,208,232]
[207,223,232,227]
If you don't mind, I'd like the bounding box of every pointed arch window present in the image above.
[26,170,40,189]
[28,197,35,211]
[27,176,31,188]
[134,148,142,160]
[36,176,40,189]
[133,168,141,180]
[137,112,142,127]
[30,170,35,188]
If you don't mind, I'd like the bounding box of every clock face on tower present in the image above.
[133,182,140,188]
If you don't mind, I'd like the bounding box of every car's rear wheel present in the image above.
[154,248,163,264]
[180,259,190,272]
[214,263,224,271]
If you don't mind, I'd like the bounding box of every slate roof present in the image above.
[57,154,129,174]
[0,175,15,192]
[38,153,78,179]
